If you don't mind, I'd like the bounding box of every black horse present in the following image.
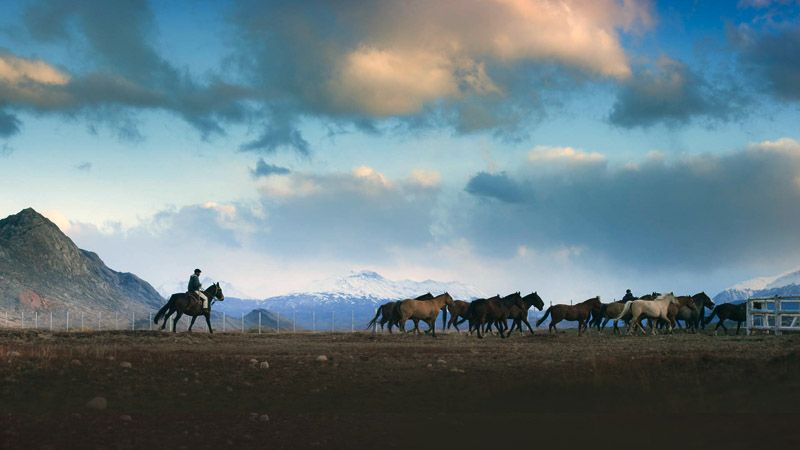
[154,283,224,333]
[704,302,747,335]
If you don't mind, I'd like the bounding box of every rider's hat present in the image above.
[194,268,202,273]
[626,289,631,293]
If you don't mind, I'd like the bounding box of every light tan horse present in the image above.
[615,293,681,335]
[397,293,454,337]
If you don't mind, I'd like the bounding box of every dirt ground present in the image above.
[1,329,800,449]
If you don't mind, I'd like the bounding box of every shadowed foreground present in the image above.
[1,330,799,449]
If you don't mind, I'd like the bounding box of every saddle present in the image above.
[188,291,209,310]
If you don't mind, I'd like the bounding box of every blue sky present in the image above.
[1,0,799,300]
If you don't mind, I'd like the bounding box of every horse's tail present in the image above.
[535,306,552,327]
[704,305,719,326]
[154,295,176,324]
[366,307,382,329]
[612,301,633,321]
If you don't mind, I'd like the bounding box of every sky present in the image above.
[1,0,800,301]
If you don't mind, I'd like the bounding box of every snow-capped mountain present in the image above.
[156,278,255,300]
[306,270,485,300]
[213,270,486,331]
[714,268,800,303]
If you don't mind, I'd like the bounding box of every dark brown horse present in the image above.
[468,293,523,339]
[673,292,714,330]
[506,292,545,335]
[446,300,472,332]
[154,283,224,333]
[535,296,601,335]
[704,302,747,335]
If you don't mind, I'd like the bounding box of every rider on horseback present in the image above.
[188,269,209,311]
[622,289,635,301]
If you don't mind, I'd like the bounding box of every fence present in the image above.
[0,307,537,334]
[747,296,800,335]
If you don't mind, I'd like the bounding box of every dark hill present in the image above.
[0,208,163,314]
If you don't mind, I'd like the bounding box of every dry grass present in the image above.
[2,330,800,449]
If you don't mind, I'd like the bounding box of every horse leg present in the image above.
[204,313,213,333]
[161,308,174,330]
[736,321,742,335]
[188,316,197,332]
[523,318,535,335]
[172,312,183,333]
[429,319,436,338]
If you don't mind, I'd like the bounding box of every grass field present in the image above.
[2,329,799,449]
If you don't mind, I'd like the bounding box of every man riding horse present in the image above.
[188,268,209,312]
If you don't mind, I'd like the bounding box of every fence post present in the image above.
[131,311,135,331]
[222,312,226,332]
[148,312,152,331]
[66,310,69,332]
[373,308,378,333]
[332,311,335,332]
[49,311,52,331]
[21,311,24,328]
[81,312,84,331]
[292,310,296,333]
[258,311,262,334]
[276,312,280,334]
[34,311,38,329]
[98,312,101,330]
[115,312,118,330]
[351,310,354,333]
[241,312,244,333]
[775,297,782,336]
[312,310,316,332]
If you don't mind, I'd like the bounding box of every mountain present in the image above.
[714,268,800,303]
[0,208,164,322]
[214,270,486,331]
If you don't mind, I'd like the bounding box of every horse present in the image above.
[672,292,714,331]
[615,293,681,335]
[445,300,472,332]
[506,292,545,335]
[535,296,601,335]
[367,293,434,333]
[153,283,224,333]
[467,293,522,339]
[596,300,630,334]
[396,293,454,337]
[704,302,747,335]
[663,295,697,330]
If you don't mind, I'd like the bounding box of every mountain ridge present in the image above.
[0,208,164,318]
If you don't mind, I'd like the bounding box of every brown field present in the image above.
[2,329,800,449]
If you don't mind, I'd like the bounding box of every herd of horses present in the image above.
[366,291,750,338]
[148,282,749,337]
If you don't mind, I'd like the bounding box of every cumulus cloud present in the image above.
[609,57,744,128]
[528,145,607,165]
[229,0,653,150]
[461,138,800,271]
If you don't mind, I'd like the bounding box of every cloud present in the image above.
[228,0,654,149]
[732,23,800,102]
[465,171,527,203]
[528,145,606,165]
[7,1,252,141]
[609,57,744,128]
[461,138,800,271]
[251,158,290,178]
[0,109,21,138]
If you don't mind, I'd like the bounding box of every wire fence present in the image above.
[0,308,537,334]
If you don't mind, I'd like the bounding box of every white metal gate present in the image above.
[747,296,800,335]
